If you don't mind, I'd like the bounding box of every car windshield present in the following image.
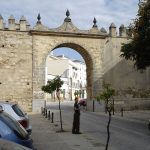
[0,112,28,140]
[12,104,25,117]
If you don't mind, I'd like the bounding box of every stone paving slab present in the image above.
[29,113,73,150]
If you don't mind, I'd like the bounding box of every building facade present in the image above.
[46,54,87,101]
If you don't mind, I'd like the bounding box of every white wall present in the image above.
[46,55,87,101]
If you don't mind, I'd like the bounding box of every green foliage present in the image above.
[121,0,150,70]
[41,76,64,94]
[96,82,115,102]
[53,76,64,92]
[74,91,79,97]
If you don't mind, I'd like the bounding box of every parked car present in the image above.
[0,105,34,149]
[78,98,86,107]
[0,101,32,134]
[0,139,32,150]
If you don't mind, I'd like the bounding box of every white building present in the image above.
[45,54,87,101]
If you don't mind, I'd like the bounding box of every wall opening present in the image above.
[44,43,93,102]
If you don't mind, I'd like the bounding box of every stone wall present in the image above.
[0,30,32,111]
[0,13,149,112]
[103,37,150,110]
[0,30,149,112]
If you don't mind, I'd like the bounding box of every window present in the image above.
[12,104,25,117]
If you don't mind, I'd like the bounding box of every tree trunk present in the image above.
[58,98,63,131]
[105,110,111,150]
[57,90,63,131]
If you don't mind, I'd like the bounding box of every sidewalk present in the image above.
[29,112,105,150]
[108,110,150,123]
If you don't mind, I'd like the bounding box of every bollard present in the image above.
[44,100,46,108]
[45,108,47,118]
[93,100,95,112]
[41,107,43,115]
[112,98,115,115]
[51,112,54,123]
[48,111,50,120]
[43,108,45,116]
[121,108,123,117]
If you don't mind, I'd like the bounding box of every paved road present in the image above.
[47,101,150,150]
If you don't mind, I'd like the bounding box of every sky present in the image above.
[0,0,139,61]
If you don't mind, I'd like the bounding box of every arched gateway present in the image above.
[0,11,150,112]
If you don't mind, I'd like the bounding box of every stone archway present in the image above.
[1,11,149,112]
[30,10,108,112]
[32,36,104,111]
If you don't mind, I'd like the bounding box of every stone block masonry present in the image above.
[0,12,149,112]
[0,31,33,111]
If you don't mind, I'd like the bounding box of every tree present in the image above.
[121,0,150,70]
[74,90,79,98]
[96,82,115,150]
[41,76,64,131]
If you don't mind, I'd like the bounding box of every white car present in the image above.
[0,101,32,134]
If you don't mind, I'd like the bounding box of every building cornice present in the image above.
[29,30,108,39]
